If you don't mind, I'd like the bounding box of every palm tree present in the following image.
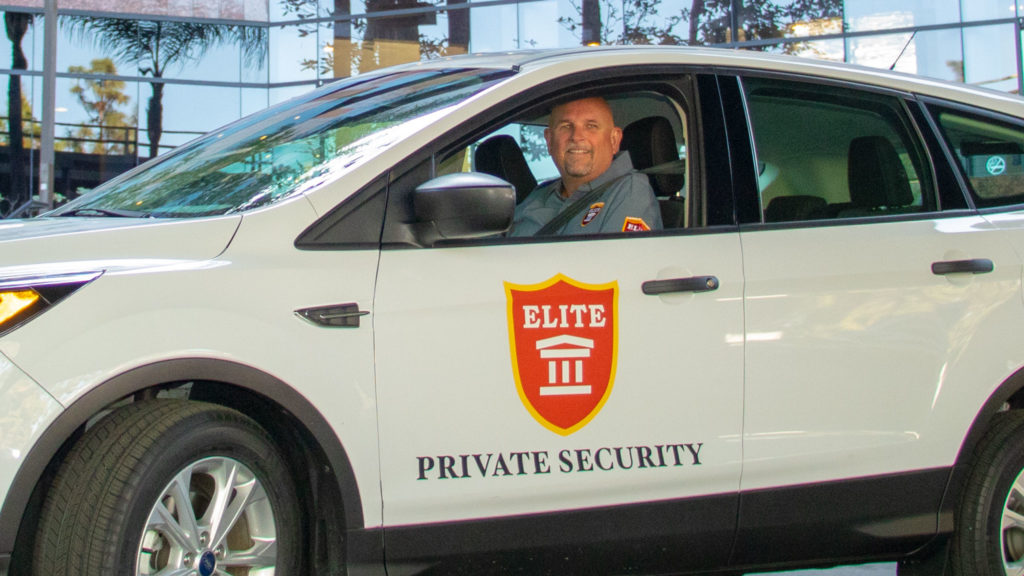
[63,17,266,159]
[5,12,32,211]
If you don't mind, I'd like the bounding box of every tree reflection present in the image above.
[557,0,843,48]
[63,17,267,159]
[5,12,32,212]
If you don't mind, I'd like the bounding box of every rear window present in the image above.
[931,107,1024,209]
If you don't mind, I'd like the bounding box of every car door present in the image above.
[729,74,1024,566]
[372,75,745,574]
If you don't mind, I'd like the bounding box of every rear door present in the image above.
[730,74,1024,566]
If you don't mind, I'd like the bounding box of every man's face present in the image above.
[545,97,622,195]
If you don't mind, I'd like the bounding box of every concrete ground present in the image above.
[752,563,895,575]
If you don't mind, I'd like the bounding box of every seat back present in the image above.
[620,116,685,197]
[764,195,827,223]
[474,135,538,204]
[847,135,913,211]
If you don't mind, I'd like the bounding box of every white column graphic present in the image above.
[536,335,594,396]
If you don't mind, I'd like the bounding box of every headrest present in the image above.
[474,135,537,203]
[847,136,913,209]
[621,117,685,196]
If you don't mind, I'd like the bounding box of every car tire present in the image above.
[949,410,1024,576]
[32,399,302,576]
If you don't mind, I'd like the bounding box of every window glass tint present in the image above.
[441,89,689,231]
[743,77,933,223]
[934,108,1024,208]
[53,67,513,218]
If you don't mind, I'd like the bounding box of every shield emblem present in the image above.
[504,274,618,435]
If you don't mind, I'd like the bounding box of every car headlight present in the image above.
[0,271,102,336]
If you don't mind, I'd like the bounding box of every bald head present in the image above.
[544,97,623,197]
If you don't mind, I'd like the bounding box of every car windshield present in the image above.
[51,67,514,218]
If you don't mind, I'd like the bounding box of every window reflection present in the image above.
[847,28,962,82]
[845,0,959,32]
[964,24,1017,92]
[469,4,518,51]
[960,0,1017,21]
[761,38,844,62]
[153,83,241,152]
[738,1,843,42]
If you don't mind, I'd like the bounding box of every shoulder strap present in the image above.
[534,177,619,236]
[533,158,684,236]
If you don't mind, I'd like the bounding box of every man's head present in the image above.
[544,97,622,197]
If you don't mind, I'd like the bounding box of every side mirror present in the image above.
[414,172,516,246]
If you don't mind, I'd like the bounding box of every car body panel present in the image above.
[740,216,1024,489]
[375,232,744,525]
[2,46,1024,575]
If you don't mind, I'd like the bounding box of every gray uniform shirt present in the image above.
[510,152,663,237]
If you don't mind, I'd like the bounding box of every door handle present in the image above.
[642,276,719,295]
[931,258,994,276]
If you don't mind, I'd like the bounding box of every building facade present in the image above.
[0,0,1020,215]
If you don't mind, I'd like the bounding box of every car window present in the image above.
[742,77,935,223]
[931,108,1024,209]
[52,68,514,218]
[440,89,691,232]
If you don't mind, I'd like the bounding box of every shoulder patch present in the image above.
[580,202,605,227]
[622,217,650,232]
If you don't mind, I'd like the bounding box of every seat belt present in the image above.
[533,158,685,236]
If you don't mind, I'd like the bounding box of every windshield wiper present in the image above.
[55,208,151,218]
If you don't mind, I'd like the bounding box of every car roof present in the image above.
[403,45,1024,118]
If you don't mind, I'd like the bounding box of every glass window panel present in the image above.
[738,0,843,42]
[844,0,959,33]
[149,84,241,155]
[516,0,575,48]
[446,2,470,55]
[0,71,42,212]
[676,0,731,46]
[241,24,270,83]
[58,68,513,217]
[242,87,269,117]
[744,76,934,222]
[933,107,1024,208]
[54,76,139,157]
[269,84,315,106]
[58,16,137,76]
[468,4,517,51]
[961,0,1017,21]
[270,22,318,83]
[1,12,40,72]
[757,37,845,61]
[272,0,320,21]
[847,29,962,82]
[344,10,445,73]
[620,0,692,45]
[963,24,1018,93]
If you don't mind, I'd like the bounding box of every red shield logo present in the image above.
[504,274,618,435]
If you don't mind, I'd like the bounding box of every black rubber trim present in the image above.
[931,258,994,275]
[0,358,366,556]
[384,492,737,575]
[731,468,951,569]
[642,275,719,294]
[382,468,953,575]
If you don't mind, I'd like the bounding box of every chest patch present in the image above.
[580,202,605,227]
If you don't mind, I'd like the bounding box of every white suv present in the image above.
[2,46,1024,576]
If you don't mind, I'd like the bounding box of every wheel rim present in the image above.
[137,456,279,576]
[1003,466,1024,576]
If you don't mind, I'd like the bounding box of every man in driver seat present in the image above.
[510,96,663,236]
